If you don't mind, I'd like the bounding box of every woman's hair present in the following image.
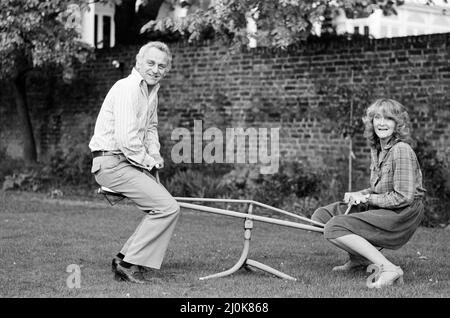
[135,41,172,71]
[362,98,411,149]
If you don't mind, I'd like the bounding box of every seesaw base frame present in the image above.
[197,204,296,281]
[98,187,324,281]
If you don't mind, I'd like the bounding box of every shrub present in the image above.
[414,137,450,227]
[253,162,324,206]
[46,147,93,187]
[164,169,228,198]
[0,148,24,184]
[1,113,96,194]
[2,168,51,192]
[0,148,52,192]
[217,161,335,217]
[161,161,333,216]
[42,113,97,190]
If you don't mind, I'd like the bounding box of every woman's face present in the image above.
[373,112,396,141]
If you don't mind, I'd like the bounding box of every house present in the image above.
[333,0,450,38]
[78,1,116,48]
[77,0,213,47]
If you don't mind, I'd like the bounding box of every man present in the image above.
[89,41,180,284]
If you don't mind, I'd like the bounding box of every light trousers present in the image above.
[92,154,180,269]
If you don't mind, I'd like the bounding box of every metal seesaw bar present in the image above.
[177,201,324,233]
[175,197,325,227]
[176,199,324,281]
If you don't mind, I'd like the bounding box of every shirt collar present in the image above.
[382,137,399,151]
[130,68,160,95]
[370,137,399,167]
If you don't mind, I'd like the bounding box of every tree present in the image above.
[140,0,408,49]
[314,72,376,191]
[0,0,104,162]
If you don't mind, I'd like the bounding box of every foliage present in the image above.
[0,148,25,184]
[160,160,338,216]
[0,148,48,192]
[1,113,97,193]
[45,113,97,186]
[1,168,50,192]
[0,0,104,79]
[164,168,228,198]
[217,161,337,213]
[140,0,407,49]
[0,0,114,162]
[313,75,377,191]
[314,75,376,138]
[413,136,450,227]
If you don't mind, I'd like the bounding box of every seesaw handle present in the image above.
[155,170,160,184]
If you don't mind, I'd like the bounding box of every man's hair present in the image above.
[136,41,172,71]
[362,98,412,149]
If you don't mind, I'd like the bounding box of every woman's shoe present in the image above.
[332,254,371,272]
[367,264,404,289]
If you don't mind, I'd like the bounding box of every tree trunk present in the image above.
[12,74,37,162]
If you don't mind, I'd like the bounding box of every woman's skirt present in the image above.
[311,199,424,250]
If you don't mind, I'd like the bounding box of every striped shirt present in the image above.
[365,139,426,209]
[89,68,160,170]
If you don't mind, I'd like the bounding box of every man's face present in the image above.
[136,47,169,86]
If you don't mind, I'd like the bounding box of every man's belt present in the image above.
[92,151,117,158]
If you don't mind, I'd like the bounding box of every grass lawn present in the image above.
[0,190,449,298]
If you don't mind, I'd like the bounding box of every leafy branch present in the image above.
[139,0,414,49]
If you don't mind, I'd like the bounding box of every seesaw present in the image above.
[174,197,324,281]
[98,175,325,281]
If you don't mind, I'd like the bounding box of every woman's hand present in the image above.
[344,191,369,205]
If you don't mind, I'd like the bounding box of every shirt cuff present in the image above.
[143,154,157,170]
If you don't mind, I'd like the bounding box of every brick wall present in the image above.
[0,33,449,181]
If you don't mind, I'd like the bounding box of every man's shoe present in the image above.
[332,254,371,272]
[114,263,146,284]
[112,257,151,274]
[111,257,121,273]
[137,265,156,274]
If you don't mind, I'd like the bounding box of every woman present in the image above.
[311,98,426,289]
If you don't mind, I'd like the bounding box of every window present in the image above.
[103,16,111,48]
[364,26,369,36]
[94,14,98,48]
[354,26,360,34]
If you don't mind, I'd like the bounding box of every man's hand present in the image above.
[344,191,369,205]
[151,153,164,169]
